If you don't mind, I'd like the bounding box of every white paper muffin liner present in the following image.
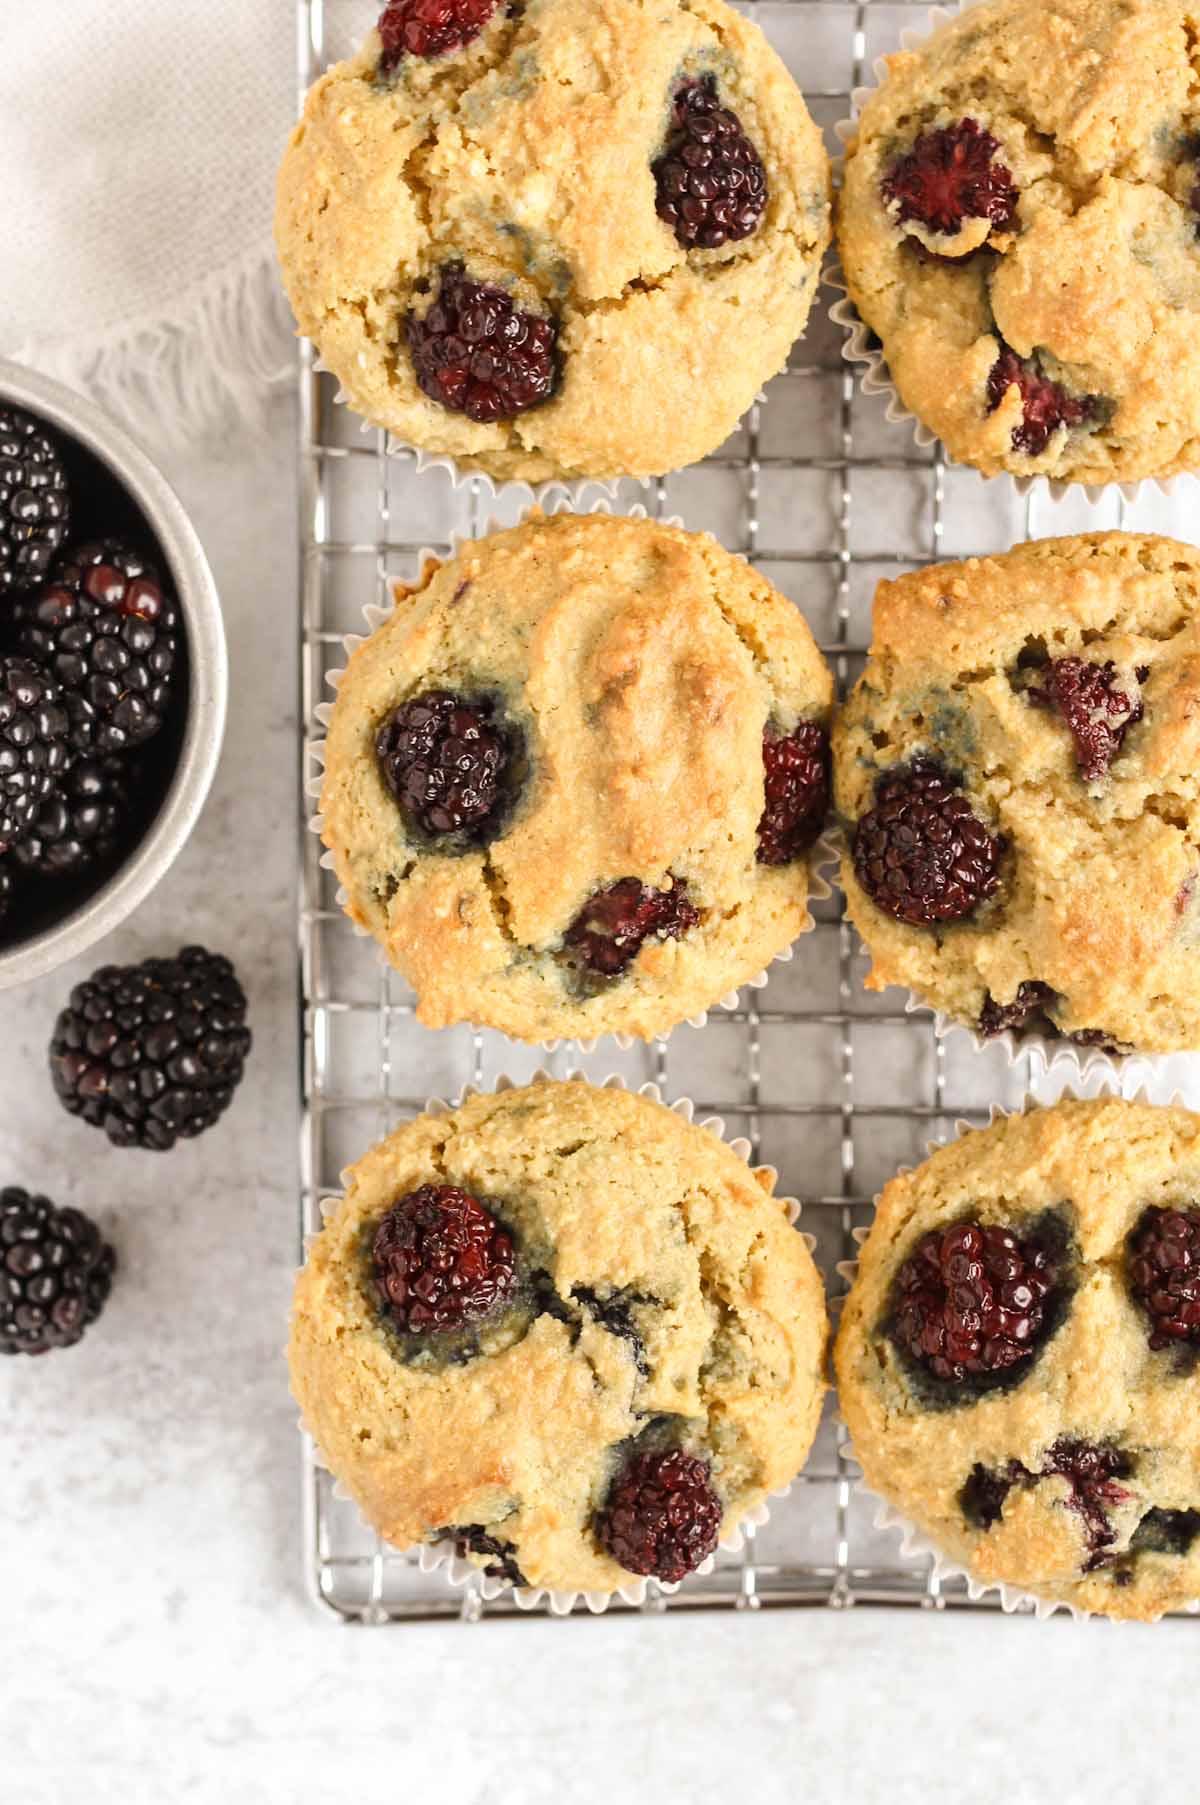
[834,1079,1200,1622]
[307,492,837,1052]
[829,0,1197,509]
[299,1068,814,1616]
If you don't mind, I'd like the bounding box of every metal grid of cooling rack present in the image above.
[294,0,1157,1623]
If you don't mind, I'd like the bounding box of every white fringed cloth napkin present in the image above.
[1,0,299,446]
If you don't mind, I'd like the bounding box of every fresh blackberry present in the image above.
[1127,1206,1200,1350]
[653,76,767,251]
[0,656,71,849]
[0,1188,115,1356]
[0,409,69,596]
[852,759,1003,926]
[979,980,1059,1038]
[49,946,251,1151]
[987,346,1106,457]
[376,689,520,843]
[1026,657,1146,782]
[372,1184,516,1335]
[13,754,137,878]
[563,876,699,980]
[882,119,1017,237]
[0,863,12,927]
[890,1218,1060,1391]
[756,721,830,866]
[407,263,559,424]
[17,540,180,754]
[595,1447,722,1583]
[451,1524,527,1586]
[377,0,499,69]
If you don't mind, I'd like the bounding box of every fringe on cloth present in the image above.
[5,246,295,454]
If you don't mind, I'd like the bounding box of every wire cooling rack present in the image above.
[295,0,1169,1622]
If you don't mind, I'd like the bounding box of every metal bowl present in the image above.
[0,359,227,990]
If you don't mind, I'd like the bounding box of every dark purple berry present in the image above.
[0,409,69,595]
[563,876,699,980]
[451,1524,527,1585]
[987,346,1105,457]
[882,118,1017,236]
[1027,657,1145,782]
[594,1447,722,1583]
[0,864,11,926]
[852,759,1002,926]
[756,721,830,865]
[372,1184,516,1335]
[376,689,518,843]
[0,1187,115,1356]
[407,263,558,424]
[13,755,137,878]
[979,980,1059,1037]
[1128,1206,1200,1351]
[962,1441,1134,1571]
[377,0,499,68]
[891,1218,1059,1388]
[50,946,252,1152]
[0,656,71,849]
[653,76,767,251]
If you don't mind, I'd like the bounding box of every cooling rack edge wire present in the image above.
[294,0,1138,1624]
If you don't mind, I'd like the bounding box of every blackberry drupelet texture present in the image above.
[890,1219,1060,1390]
[376,0,499,69]
[1128,1206,1200,1350]
[0,408,70,596]
[0,1188,115,1356]
[371,1184,516,1334]
[0,656,71,849]
[563,877,699,980]
[652,76,767,250]
[594,1447,722,1582]
[1027,656,1146,782]
[13,755,136,878]
[17,540,180,754]
[987,348,1105,457]
[756,721,829,866]
[49,947,252,1151]
[852,759,1003,926]
[375,689,518,843]
[407,263,559,424]
[882,119,1018,237]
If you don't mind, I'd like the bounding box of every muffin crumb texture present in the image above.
[289,1080,827,1595]
[836,1098,1200,1620]
[839,0,1200,484]
[275,0,830,482]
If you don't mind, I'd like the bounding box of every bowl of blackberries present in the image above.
[0,359,226,988]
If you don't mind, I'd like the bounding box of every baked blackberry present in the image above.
[594,1447,722,1583]
[653,75,767,251]
[377,0,499,68]
[882,119,1017,237]
[890,1218,1061,1393]
[0,656,72,849]
[451,1524,527,1586]
[987,347,1105,457]
[563,876,700,980]
[1026,657,1146,783]
[756,721,830,866]
[371,1184,516,1335]
[376,689,520,844]
[979,980,1059,1038]
[407,263,559,424]
[0,1188,115,1356]
[0,409,69,596]
[0,863,11,927]
[852,759,1003,926]
[1127,1206,1200,1351]
[49,946,251,1151]
[961,1442,1133,1571]
[13,754,137,878]
[17,540,180,754]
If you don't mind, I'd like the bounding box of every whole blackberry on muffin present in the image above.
[318,513,833,1043]
[275,0,831,482]
[290,1078,826,1596]
[839,0,1200,485]
[834,532,1200,1055]
[49,946,252,1151]
[837,1097,1200,1621]
[0,408,69,595]
[0,1188,115,1356]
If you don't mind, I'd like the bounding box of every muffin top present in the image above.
[290,1079,828,1596]
[839,0,1200,484]
[836,1097,1200,1620]
[275,0,830,483]
[319,511,834,1044]
[834,532,1200,1055]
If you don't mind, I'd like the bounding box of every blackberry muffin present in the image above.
[834,532,1200,1055]
[290,1079,827,1596]
[318,511,834,1043]
[275,0,830,483]
[839,0,1200,486]
[837,1097,1200,1620]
